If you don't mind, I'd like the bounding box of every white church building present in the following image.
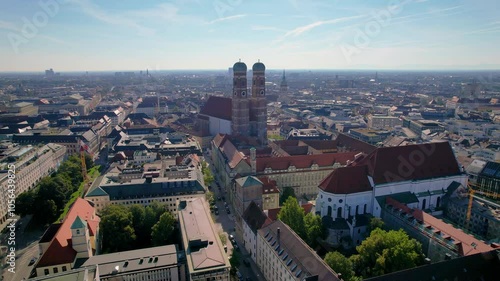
[315,142,468,246]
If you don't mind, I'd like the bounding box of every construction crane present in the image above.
[465,182,499,230]
[78,139,92,187]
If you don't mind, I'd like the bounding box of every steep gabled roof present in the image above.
[199,96,232,121]
[236,176,262,188]
[319,165,372,194]
[37,198,99,268]
[353,142,461,185]
[242,201,273,234]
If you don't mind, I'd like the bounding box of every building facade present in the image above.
[256,220,340,281]
[0,143,66,225]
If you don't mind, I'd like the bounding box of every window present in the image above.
[53,267,58,273]
[44,269,49,275]
[62,266,67,272]
[76,229,80,235]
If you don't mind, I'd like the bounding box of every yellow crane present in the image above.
[466,182,499,230]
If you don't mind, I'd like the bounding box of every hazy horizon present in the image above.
[1,0,499,72]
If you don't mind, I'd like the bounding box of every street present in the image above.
[1,215,42,281]
[205,151,266,281]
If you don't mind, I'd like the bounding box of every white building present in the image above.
[316,142,468,245]
[0,143,66,226]
[256,220,340,281]
[242,201,272,263]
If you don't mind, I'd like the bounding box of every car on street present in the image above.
[226,208,231,214]
[229,234,234,240]
[217,196,221,201]
[215,210,219,215]
[221,195,226,201]
[236,271,243,280]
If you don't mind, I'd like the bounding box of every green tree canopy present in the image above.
[304,213,323,248]
[100,205,136,253]
[367,217,385,233]
[350,228,424,278]
[151,212,176,246]
[229,249,242,275]
[278,197,305,238]
[325,251,357,281]
[280,186,296,205]
[15,191,35,217]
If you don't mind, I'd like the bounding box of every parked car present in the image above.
[214,210,219,215]
[226,208,231,214]
[236,271,243,280]
[217,196,221,201]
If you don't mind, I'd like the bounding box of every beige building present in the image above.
[82,245,185,281]
[178,197,230,280]
[36,198,100,277]
[367,115,402,129]
[0,143,66,226]
[260,176,280,210]
[234,176,263,232]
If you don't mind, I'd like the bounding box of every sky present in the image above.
[0,0,499,72]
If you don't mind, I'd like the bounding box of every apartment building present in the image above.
[178,197,230,280]
[257,220,340,281]
[0,143,66,225]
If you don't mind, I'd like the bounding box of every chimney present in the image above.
[277,227,280,245]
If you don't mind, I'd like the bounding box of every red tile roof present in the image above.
[319,165,372,194]
[199,96,232,121]
[386,197,493,256]
[353,142,461,184]
[37,198,99,268]
[256,152,357,172]
[212,133,228,148]
[220,137,246,169]
[258,176,280,194]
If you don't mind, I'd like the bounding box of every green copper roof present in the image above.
[86,187,108,197]
[71,216,86,230]
[236,176,262,188]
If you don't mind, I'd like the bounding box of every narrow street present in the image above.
[205,151,266,281]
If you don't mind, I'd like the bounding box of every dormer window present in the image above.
[76,229,80,235]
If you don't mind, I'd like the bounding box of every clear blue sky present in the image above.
[0,0,499,71]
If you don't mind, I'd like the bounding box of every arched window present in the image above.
[422,199,427,210]
[363,204,367,214]
[355,205,359,215]
[436,197,441,208]
[327,206,332,217]
[337,207,343,219]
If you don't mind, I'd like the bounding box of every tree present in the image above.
[33,199,58,224]
[219,233,227,245]
[206,191,215,206]
[280,186,296,205]
[278,197,305,238]
[129,204,146,247]
[304,213,323,248]
[350,228,424,278]
[201,161,214,187]
[367,217,385,233]
[229,249,241,275]
[100,205,136,253]
[325,251,357,281]
[15,191,35,217]
[151,212,176,246]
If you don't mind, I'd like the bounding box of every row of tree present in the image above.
[324,220,424,280]
[201,161,214,187]
[15,154,93,224]
[100,202,176,253]
[278,197,324,248]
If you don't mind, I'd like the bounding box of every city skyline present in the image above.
[1,0,500,72]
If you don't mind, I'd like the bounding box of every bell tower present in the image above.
[231,60,249,136]
[251,60,267,144]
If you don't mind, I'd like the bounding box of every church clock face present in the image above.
[260,90,265,96]
[241,91,246,97]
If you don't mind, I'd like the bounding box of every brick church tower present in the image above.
[231,60,250,136]
[251,61,267,144]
